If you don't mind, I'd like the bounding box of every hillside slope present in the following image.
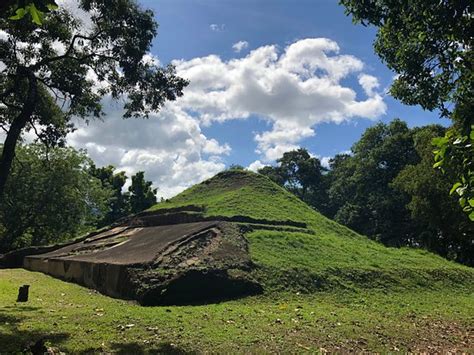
[149,170,473,292]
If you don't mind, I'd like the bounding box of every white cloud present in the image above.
[0,30,9,41]
[173,37,386,162]
[358,74,380,97]
[320,156,331,169]
[3,37,387,199]
[203,138,231,155]
[247,160,266,172]
[232,40,249,53]
[209,24,225,32]
[67,100,228,198]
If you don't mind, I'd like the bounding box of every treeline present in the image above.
[259,119,473,266]
[0,144,157,253]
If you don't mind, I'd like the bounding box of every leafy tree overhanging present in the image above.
[339,0,473,220]
[0,0,188,199]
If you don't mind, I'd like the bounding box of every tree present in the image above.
[0,144,111,252]
[128,171,157,214]
[326,119,420,246]
[340,0,474,220]
[228,164,245,171]
[259,148,329,214]
[393,125,473,265]
[0,0,188,199]
[89,164,130,227]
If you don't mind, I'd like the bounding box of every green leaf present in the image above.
[469,211,474,221]
[431,137,448,146]
[469,198,474,208]
[46,1,59,11]
[28,4,43,25]
[9,8,27,20]
[433,160,443,168]
[449,182,462,195]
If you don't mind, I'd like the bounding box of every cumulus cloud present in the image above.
[67,100,228,198]
[247,160,266,172]
[4,37,386,199]
[358,74,380,97]
[173,37,386,161]
[232,40,249,53]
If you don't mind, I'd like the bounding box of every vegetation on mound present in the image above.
[149,170,356,234]
[149,170,474,292]
[0,269,472,353]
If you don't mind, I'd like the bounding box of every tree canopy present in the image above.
[0,144,111,252]
[2,0,58,25]
[0,0,188,198]
[128,171,157,214]
[264,119,472,265]
[340,0,474,220]
[89,165,130,227]
[327,119,419,246]
[259,148,329,215]
[393,126,473,264]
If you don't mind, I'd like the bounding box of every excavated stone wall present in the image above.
[3,210,306,305]
[20,220,263,305]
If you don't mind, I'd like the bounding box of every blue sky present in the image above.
[64,0,448,197]
[139,0,446,167]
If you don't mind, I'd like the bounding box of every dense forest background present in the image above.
[258,119,473,265]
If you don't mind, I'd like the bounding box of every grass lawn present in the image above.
[3,171,473,353]
[1,269,473,353]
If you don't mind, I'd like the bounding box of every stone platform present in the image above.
[2,207,309,305]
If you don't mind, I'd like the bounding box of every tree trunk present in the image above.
[0,70,37,199]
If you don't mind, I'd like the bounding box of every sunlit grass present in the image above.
[1,269,472,353]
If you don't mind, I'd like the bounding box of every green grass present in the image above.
[2,170,473,352]
[1,269,473,353]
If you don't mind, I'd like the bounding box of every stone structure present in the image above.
[1,206,309,305]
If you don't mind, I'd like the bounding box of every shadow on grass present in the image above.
[79,342,196,354]
[0,310,69,353]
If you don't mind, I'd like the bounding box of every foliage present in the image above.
[259,120,471,264]
[0,0,188,198]
[393,126,474,264]
[258,148,329,214]
[339,0,474,219]
[128,171,157,214]
[432,122,474,221]
[90,166,158,225]
[327,119,419,246]
[89,165,130,227]
[4,0,58,25]
[227,164,245,171]
[0,144,111,252]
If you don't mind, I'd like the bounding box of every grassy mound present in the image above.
[2,170,473,352]
[149,170,473,292]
